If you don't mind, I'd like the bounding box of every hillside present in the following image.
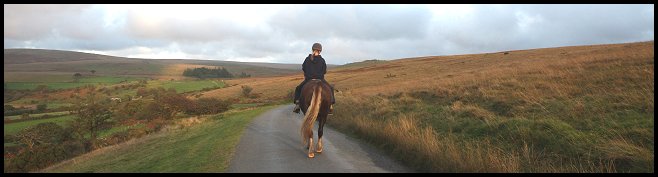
[199,41,653,172]
[201,41,654,102]
[3,49,301,82]
[3,49,124,64]
[5,41,653,172]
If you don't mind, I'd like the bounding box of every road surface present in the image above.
[227,104,412,173]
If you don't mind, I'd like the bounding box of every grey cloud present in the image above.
[4,4,89,40]
[422,4,654,56]
[521,4,654,46]
[4,4,654,65]
[269,5,433,41]
[4,4,168,51]
[123,9,269,43]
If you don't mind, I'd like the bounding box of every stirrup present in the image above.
[293,104,301,113]
[328,105,334,115]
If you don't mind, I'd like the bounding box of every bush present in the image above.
[136,88,148,97]
[241,85,253,97]
[5,122,77,172]
[21,113,30,119]
[5,104,16,112]
[36,104,47,112]
[4,109,33,117]
[105,131,131,146]
[185,98,231,116]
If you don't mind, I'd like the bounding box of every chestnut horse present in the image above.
[299,79,332,158]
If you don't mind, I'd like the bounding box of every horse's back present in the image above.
[300,79,331,114]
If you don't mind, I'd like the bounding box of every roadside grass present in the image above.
[324,42,653,172]
[42,105,277,172]
[328,50,653,172]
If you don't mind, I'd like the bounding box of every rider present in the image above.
[293,43,335,114]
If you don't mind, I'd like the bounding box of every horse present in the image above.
[299,79,332,158]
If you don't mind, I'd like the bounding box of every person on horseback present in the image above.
[293,42,335,115]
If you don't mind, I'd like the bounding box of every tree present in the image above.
[90,70,96,75]
[239,72,251,78]
[73,73,82,82]
[182,67,234,79]
[71,94,112,146]
[14,122,68,151]
[116,99,149,121]
[7,122,76,172]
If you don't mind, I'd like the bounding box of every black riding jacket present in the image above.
[302,54,327,80]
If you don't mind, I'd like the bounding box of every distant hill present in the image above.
[4,49,124,64]
[3,49,304,81]
[336,59,389,69]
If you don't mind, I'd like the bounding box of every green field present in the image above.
[4,72,77,82]
[4,111,70,120]
[4,115,76,135]
[43,105,276,172]
[46,102,75,109]
[147,79,225,93]
[5,76,144,90]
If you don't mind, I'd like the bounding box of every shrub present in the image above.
[241,85,253,97]
[136,88,148,97]
[5,122,78,172]
[185,98,231,116]
[36,104,47,112]
[21,113,30,119]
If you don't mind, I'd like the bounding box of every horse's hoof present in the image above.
[308,153,315,158]
[316,149,323,153]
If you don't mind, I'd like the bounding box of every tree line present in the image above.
[182,67,250,79]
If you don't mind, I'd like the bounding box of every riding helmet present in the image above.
[312,43,322,51]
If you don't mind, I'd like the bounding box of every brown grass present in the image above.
[200,41,653,172]
[201,41,653,103]
[158,64,218,80]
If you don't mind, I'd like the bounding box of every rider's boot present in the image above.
[328,104,334,115]
[293,100,301,113]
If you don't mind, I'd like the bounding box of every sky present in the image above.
[4,4,654,65]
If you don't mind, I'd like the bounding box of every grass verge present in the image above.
[41,105,276,172]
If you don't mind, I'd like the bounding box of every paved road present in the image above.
[227,104,412,173]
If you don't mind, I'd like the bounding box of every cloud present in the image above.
[268,5,433,41]
[4,4,90,40]
[3,4,165,51]
[4,4,654,65]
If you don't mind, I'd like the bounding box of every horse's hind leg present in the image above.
[316,114,328,153]
[308,138,315,158]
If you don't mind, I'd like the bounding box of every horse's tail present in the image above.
[301,84,322,147]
